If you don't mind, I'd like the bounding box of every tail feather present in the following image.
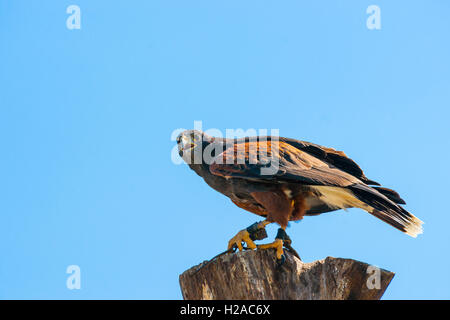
[373,186,406,205]
[349,184,423,237]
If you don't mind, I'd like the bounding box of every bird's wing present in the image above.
[209,140,361,187]
[279,138,380,185]
[216,136,379,185]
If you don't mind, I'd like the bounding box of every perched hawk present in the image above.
[177,130,423,262]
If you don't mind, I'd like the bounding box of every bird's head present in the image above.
[176,130,214,164]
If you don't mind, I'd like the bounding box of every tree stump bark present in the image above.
[179,249,395,300]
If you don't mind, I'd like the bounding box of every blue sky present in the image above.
[0,1,449,299]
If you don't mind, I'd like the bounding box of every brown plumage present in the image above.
[177,130,423,238]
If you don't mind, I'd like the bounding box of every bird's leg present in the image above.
[227,220,270,251]
[257,227,290,265]
[280,229,301,261]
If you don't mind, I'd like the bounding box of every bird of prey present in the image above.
[176,130,423,263]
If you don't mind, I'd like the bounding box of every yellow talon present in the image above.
[227,229,257,251]
[257,239,284,260]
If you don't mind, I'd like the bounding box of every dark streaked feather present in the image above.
[209,140,361,187]
[213,135,379,185]
[349,184,422,236]
[279,138,380,186]
[373,186,406,204]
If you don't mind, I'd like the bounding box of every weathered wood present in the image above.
[179,249,394,300]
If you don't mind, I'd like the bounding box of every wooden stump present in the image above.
[179,249,395,300]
